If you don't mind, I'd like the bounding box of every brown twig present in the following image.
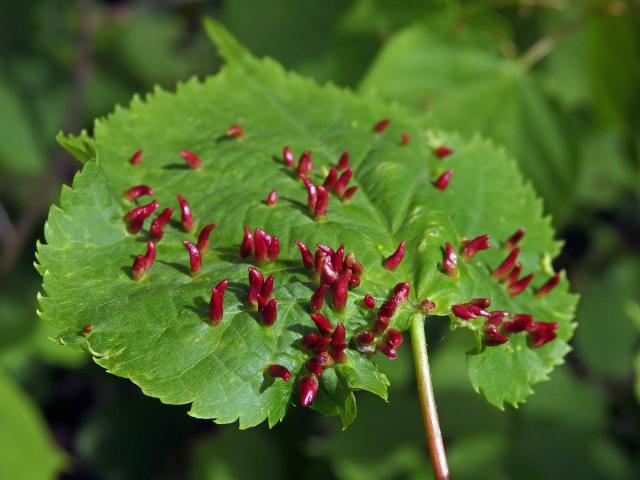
[0,0,94,280]
[520,0,638,70]
[0,203,14,245]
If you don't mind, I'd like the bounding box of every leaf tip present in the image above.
[203,17,250,64]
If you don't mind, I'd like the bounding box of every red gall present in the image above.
[331,270,351,310]
[240,226,254,258]
[306,358,323,376]
[266,190,278,206]
[506,262,523,284]
[527,321,558,347]
[131,240,156,281]
[461,234,491,259]
[177,195,194,232]
[363,294,376,309]
[323,167,338,190]
[383,241,405,271]
[247,267,264,307]
[124,185,154,201]
[434,145,454,158]
[508,273,535,297]
[484,324,509,346]
[297,151,313,176]
[321,256,338,285]
[433,169,454,191]
[304,180,318,211]
[197,224,217,252]
[209,279,229,325]
[505,227,525,250]
[486,310,508,326]
[130,149,143,165]
[310,313,334,336]
[267,364,291,381]
[314,186,329,218]
[301,333,320,351]
[295,240,314,269]
[469,298,491,309]
[493,248,520,280]
[310,284,328,311]
[393,282,411,303]
[282,146,294,167]
[502,314,533,333]
[442,242,458,276]
[356,331,374,345]
[180,150,201,169]
[373,118,390,132]
[332,245,345,272]
[333,168,353,197]
[337,151,349,170]
[183,241,201,274]
[299,374,319,407]
[420,299,436,313]
[343,186,359,201]
[261,299,277,326]
[125,200,159,233]
[372,315,390,335]
[535,273,560,297]
[150,207,173,241]
[226,124,243,138]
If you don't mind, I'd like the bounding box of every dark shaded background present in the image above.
[0,0,639,478]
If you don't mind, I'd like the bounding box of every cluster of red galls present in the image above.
[353,283,409,360]
[451,298,558,348]
[442,227,561,348]
[440,227,561,300]
[117,118,563,412]
[281,147,359,219]
[266,241,409,407]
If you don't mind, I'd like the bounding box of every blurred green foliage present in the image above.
[0,0,638,478]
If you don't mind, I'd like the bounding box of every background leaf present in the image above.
[0,370,66,479]
[359,17,580,223]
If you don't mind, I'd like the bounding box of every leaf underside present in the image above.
[37,19,577,429]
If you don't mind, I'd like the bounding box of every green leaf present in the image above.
[56,130,95,164]
[583,12,640,133]
[190,426,284,480]
[0,274,84,373]
[37,19,576,429]
[75,386,202,479]
[94,11,218,90]
[359,19,579,223]
[314,354,631,480]
[0,76,45,174]
[573,132,637,209]
[0,370,66,479]
[576,256,640,379]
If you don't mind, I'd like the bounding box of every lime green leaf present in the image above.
[56,130,95,164]
[359,20,579,222]
[0,370,66,479]
[37,19,576,429]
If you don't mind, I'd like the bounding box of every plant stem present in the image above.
[410,315,450,480]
